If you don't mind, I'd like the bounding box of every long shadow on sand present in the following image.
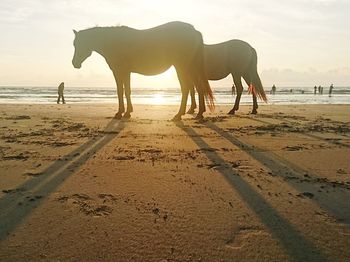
[205,121,350,226]
[0,118,126,240]
[177,121,326,262]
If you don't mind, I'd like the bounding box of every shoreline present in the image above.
[1,86,349,106]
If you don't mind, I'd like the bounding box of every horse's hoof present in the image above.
[228,109,236,115]
[114,113,123,119]
[251,110,257,115]
[172,114,182,121]
[187,108,195,114]
[194,114,204,120]
[123,112,131,119]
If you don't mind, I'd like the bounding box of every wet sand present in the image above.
[0,103,349,261]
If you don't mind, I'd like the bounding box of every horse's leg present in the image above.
[243,75,258,114]
[113,71,125,119]
[195,85,205,120]
[123,72,133,119]
[251,94,258,114]
[173,69,190,121]
[228,74,243,115]
[186,85,197,114]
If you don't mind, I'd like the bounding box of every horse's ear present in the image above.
[73,29,77,35]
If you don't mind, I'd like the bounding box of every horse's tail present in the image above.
[248,48,267,103]
[194,34,215,111]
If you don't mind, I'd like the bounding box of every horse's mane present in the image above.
[76,25,138,44]
[81,25,134,33]
[79,21,194,34]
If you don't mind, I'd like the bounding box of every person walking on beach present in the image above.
[57,82,65,104]
[314,85,317,95]
[329,84,334,97]
[271,84,276,95]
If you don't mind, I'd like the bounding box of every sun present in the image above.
[152,93,166,105]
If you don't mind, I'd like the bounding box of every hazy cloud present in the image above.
[0,0,349,86]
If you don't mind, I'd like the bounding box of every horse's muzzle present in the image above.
[72,61,81,69]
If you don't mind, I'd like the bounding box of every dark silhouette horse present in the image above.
[188,39,267,115]
[72,21,214,120]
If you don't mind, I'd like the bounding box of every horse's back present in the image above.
[112,22,203,74]
[205,39,254,78]
[141,21,201,54]
[146,21,195,33]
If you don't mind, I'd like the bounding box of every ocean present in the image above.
[0,86,350,105]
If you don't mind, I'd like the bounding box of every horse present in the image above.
[72,21,214,120]
[187,39,267,115]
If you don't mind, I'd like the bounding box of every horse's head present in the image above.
[72,29,92,69]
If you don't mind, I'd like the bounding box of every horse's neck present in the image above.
[86,27,131,55]
[89,27,140,61]
[85,28,108,53]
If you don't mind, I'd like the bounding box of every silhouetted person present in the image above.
[329,84,334,97]
[318,85,321,94]
[314,85,317,95]
[320,86,323,95]
[57,82,65,104]
[271,84,276,95]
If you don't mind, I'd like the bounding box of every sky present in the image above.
[0,0,349,88]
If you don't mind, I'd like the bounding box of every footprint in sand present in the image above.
[225,226,267,249]
[23,170,43,177]
[113,155,135,160]
[283,145,308,151]
[337,169,347,175]
[57,193,113,217]
[2,187,26,194]
[3,152,29,160]
[98,193,118,203]
[5,115,31,120]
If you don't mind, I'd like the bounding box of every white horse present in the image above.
[72,21,214,120]
[188,39,266,115]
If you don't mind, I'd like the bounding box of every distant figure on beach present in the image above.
[57,82,65,104]
[318,85,323,95]
[329,84,334,97]
[314,85,317,95]
[271,84,276,95]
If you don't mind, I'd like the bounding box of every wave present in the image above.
[0,86,350,105]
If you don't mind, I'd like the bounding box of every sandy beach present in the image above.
[0,103,349,261]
